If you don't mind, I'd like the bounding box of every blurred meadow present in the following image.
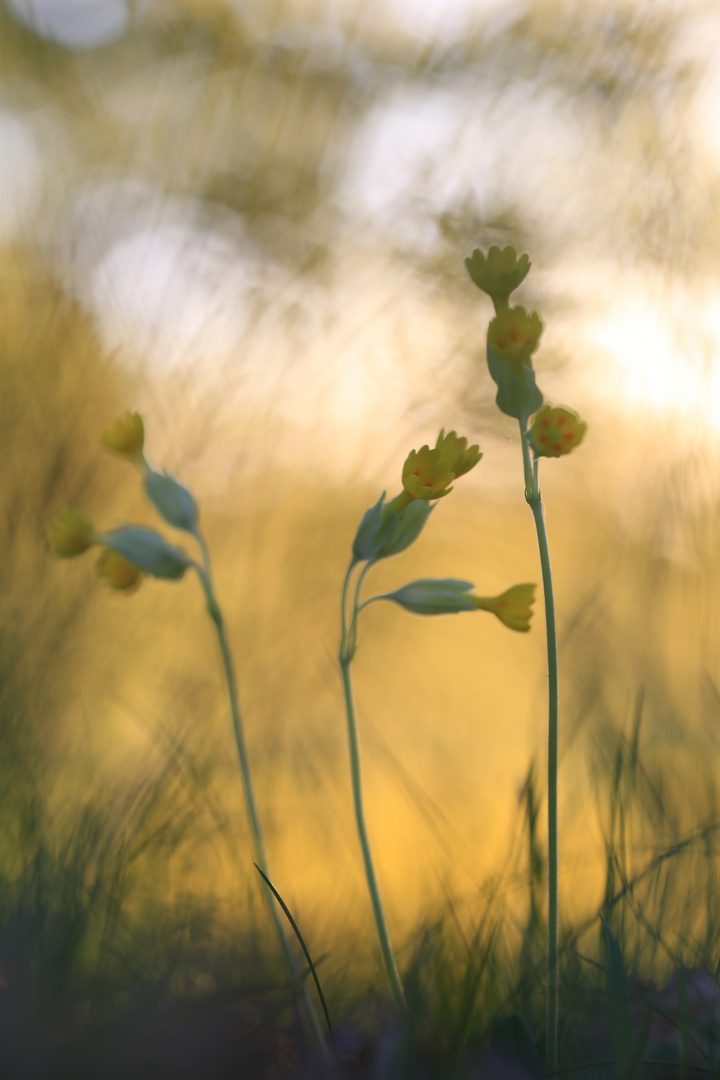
[6,0,720,1069]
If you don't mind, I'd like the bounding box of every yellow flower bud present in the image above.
[530,405,586,458]
[97,548,142,591]
[487,306,543,370]
[465,246,531,307]
[435,429,482,479]
[47,510,96,557]
[101,412,145,459]
[472,584,536,632]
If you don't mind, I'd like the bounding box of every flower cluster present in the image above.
[350,431,535,632]
[467,244,587,450]
[48,413,194,592]
[48,508,145,591]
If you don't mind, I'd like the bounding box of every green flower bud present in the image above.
[375,499,433,559]
[381,578,476,615]
[352,493,398,562]
[144,467,198,532]
[97,526,191,580]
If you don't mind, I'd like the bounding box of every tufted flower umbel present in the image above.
[465,246,531,309]
[97,548,142,591]
[101,412,145,460]
[472,584,536,632]
[529,405,587,458]
[487,306,543,371]
[47,510,96,557]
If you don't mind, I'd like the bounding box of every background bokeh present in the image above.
[5,0,720,998]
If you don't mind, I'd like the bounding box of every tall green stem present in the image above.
[519,421,559,1073]
[193,529,329,1062]
[339,563,406,1012]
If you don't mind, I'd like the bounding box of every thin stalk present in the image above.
[339,562,406,1012]
[193,529,330,1063]
[519,420,559,1074]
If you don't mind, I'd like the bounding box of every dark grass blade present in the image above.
[254,863,339,1062]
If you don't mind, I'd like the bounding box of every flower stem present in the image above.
[519,422,559,1074]
[339,562,406,1012]
[193,529,330,1063]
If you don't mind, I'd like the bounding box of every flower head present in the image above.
[401,430,481,502]
[465,246,531,307]
[97,548,142,591]
[435,429,482,479]
[402,444,457,501]
[47,510,96,557]
[529,405,586,458]
[472,584,536,632]
[101,412,145,459]
[487,306,543,370]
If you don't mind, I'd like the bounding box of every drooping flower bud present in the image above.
[97,548,142,591]
[101,412,145,460]
[47,510,96,557]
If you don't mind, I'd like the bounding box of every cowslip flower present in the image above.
[97,548,142,591]
[101,412,145,460]
[530,405,586,458]
[47,510,96,557]
[401,430,481,503]
[465,245,531,308]
[401,444,457,502]
[435,429,482,479]
[472,584,536,632]
[487,306,543,371]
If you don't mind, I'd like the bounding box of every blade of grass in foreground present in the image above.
[254,863,339,1065]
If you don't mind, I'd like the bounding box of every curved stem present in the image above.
[339,655,406,1011]
[339,559,406,1011]
[519,422,559,1074]
[193,529,329,1062]
[352,562,373,622]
